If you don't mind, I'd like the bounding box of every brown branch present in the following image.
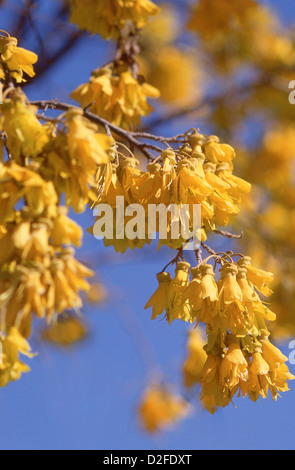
[213,229,244,240]
[12,0,36,39]
[30,99,157,160]
[161,247,184,273]
[195,247,202,265]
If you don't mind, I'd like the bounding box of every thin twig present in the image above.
[161,247,184,273]
[213,229,244,240]
[30,99,156,160]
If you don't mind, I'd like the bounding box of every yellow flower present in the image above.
[204,136,236,165]
[200,354,226,414]
[0,162,58,223]
[183,264,218,324]
[116,158,142,204]
[176,159,213,204]
[220,342,248,399]
[218,265,243,309]
[145,272,172,320]
[262,339,295,400]
[138,384,189,433]
[204,163,231,192]
[40,112,114,214]
[71,65,160,130]
[134,162,163,207]
[50,207,83,247]
[66,108,113,168]
[183,328,207,387]
[238,257,274,297]
[217,265,249,334]
[248,349,271,402]
[4,266,47,336]
[96,162,125,207]
[41,315,88,347]
[161,149,177,205]
[166,262,192,324]
[69,0,161,39]
[216,162,252,203]
[0,327,34,387]
[48,249,94,318]
[0,89,49,162]
[0,33,38,83]
[0,219,51,266]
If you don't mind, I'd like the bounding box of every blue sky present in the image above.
[0,0,295,450]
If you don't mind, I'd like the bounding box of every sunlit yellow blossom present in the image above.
[138,384,190,433]
[0,162,58,223]
[166,262,192,324]
[262,339,295,399]
[0,327,34,387]
[216,162,252,204]
[238,257,274,297]
[183,328,207,388]
[40,113,113,213]
[134,162,163,207]
[0,90,49,162]
[200,354,226,414]
[204,136,236,165]
[183,264,218,324]
[145,272,172,320]
[3,266,47,336]
[48,249,94,318]
[220,342,248,399]
[217,265,249,333]
[176,159,213,204]
[248,349,271,401]
[0,32,38,83]
[50,207,83,247]
[66,109,113,167]
[71,65,160,130]
[116,157,142,204]
[70,0,161,39]
[0,219,51,266]
[204,163,231,192]
[218,265,243,309]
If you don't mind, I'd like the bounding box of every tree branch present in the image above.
[30,99,176,160]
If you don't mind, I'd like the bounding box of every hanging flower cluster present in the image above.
[69,0,161,39]
[0,31,38,83]
[90,130,251,252]
[0,327,35,387]
[0,82,114,385]
[145,255,294,414]
[71,64,160,130]
[0,0,293,428]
